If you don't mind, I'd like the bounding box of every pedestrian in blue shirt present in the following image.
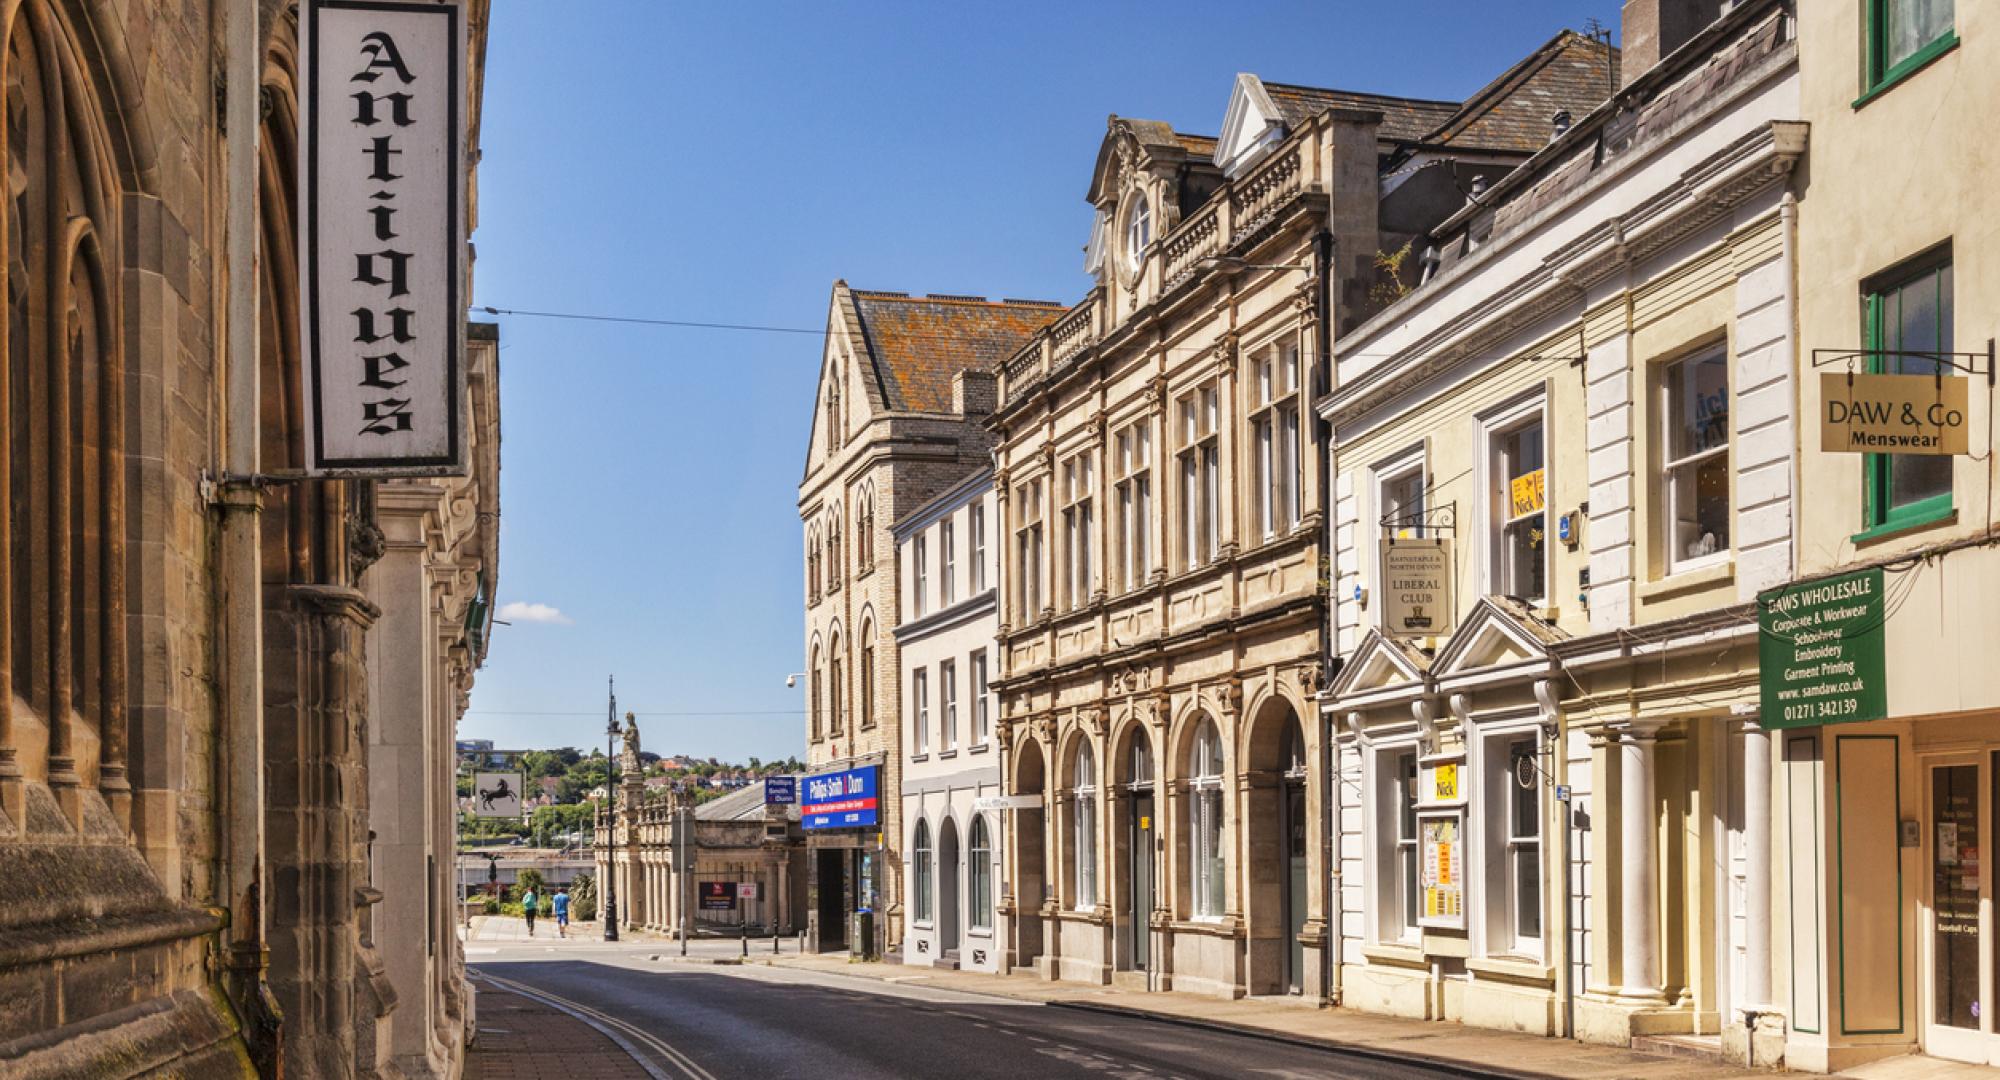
[521,888,538,937]
[553,887,571,939]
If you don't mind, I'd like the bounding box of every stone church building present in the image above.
[0,2,498,1077]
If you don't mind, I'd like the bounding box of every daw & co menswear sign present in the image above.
[300,0,467,475]
[1819,372,1970,455]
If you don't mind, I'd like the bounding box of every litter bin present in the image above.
[850,909,874,960]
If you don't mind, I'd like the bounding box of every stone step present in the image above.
[1630,1033,1724,1062]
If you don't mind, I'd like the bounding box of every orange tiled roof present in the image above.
[850,292,1066,413]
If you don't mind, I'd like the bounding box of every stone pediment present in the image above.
[1429,596,1565,683]
[1214,74,1285,179]
[1328,628,1431,699]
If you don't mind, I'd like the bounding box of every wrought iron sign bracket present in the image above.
[1811,339,1996,388]
[1380,499,1458,537]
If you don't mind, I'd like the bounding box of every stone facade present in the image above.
[0,2,494,1076]
[798,283,1061,956]
[365,323,502,1078]
[987,36,1614,1004]
[594,722,806,943]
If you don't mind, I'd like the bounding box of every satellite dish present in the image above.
[1515,753,1539,790]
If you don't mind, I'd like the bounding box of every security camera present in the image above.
[785,674,797,689]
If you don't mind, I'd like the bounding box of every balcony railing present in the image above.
[1228,145,1302,243]
[1160,202,1221,288]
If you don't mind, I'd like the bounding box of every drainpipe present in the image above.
[1313,226,1339,1008]
[217,0,273,1051]
[1534,678,1574,1041]
[1781,191,1800,581]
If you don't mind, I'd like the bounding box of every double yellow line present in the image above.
[472,968,718,1080]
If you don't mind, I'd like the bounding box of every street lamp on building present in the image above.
[602,676,620,942]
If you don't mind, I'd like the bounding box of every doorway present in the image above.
[940,818,961,961]
[1922,756,1992,1063]
[1282,725,1308,995]
[1124,731,1157,973]
[814,848,849,952]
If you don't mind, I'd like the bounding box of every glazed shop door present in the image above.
[1922,757,1999,1063]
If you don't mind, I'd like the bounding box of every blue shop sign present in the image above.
[764,775,797,805]
[801,766,879,830]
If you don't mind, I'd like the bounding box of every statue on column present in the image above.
[620,712,645,815]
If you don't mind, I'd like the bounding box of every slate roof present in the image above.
[1261,82,1459,143]
[850,291,1066,413]
[1424,31,1620,153]
[1173,132,1219,157]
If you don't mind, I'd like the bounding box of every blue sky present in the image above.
[462,0,1624,761]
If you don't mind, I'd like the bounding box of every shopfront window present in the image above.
[1933,763,1979,1028]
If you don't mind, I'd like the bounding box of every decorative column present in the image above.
[1743,720,1773,1012]
[1619,723,1666,1003]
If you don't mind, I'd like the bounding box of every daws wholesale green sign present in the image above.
[1758,568,1887,729]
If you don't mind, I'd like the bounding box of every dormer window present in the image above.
[1124,193,1152,271]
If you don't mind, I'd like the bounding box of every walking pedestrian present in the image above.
[553,887,571,939]
[522,886,539,937]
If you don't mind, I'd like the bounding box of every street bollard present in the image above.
[741,922,748,958]
[772,925,780,955]
[798,928,806,954]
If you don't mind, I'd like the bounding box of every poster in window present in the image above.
[1419,811,1465,930]
[1508,468,1546,518]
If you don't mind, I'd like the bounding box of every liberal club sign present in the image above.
[802,766,879,830]
[300,0,467,475]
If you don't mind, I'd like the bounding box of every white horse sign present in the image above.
[472,771,523,818]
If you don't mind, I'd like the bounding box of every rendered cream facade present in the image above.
[895,471,1007,973]
[1780,0,2000,1071]
[1321,1,1800,1062]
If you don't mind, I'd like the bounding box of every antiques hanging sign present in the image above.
[1820,372,1970,455]
[300,0,467,475]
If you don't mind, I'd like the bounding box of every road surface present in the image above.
[469,946,1484,1080]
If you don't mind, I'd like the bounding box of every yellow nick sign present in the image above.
[1509,468,1546,518]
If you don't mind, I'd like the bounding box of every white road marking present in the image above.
[472,970,717,1080]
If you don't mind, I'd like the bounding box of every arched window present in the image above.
[809,645,823,740]
[825,364,842,453]
[828,632,844,737]
[828,513,842,590]
[858,619,875,731]
[2,2,128,812]
[912,819,933,922]
[1129,731,1154,788]
[1190,719,1226,918]
[970,814,994,930]
[856,490,874,572]
[807,528,820,603]
[1072,741,1097,910]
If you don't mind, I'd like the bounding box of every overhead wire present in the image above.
[472,303,1585,368]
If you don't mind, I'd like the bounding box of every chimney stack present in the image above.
[954,369,997,417]
[1620,0,1727,86]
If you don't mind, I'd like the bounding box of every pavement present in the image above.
[458,919,2000,1080]
[465,975,652,1080]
